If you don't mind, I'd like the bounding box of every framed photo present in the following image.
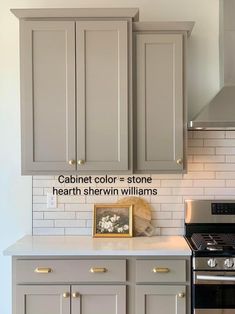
[93,204,133,238]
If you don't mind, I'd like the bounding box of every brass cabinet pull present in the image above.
[176,158,183,165]
[72,292,80,298]
[178,292,185,298]
[152,267,170,273]
[90,267,107,273]
[63,292,70,298]
[68,159,76,165]
[34,267,52,274]
[77,159,85,165]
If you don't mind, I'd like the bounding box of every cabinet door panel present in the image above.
[72,285,126,314]
[136,285,186,314]
[16,285,70,314]
[20,21,76,172]
[76,21,128,171]
[136,34,183,171]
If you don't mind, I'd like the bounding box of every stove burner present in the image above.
[191,233,235,252]
[206,245,223,251]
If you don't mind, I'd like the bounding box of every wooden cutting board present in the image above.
[117,196,153,236]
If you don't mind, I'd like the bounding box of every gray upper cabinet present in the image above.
[20,21,76,173]
[134,22,194,173]
[76,21,128,171]
[13,9,136,174]
[13,9,194,174]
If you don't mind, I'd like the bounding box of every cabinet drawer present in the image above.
[15,259,126,283]
[136,260,186,283]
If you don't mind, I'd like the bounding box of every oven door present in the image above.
[193,271,235,314]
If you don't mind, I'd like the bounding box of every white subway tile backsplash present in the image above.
[33,220,54,228]
[160,228,184,236]
[193,131,225,139]
[188,139,204,147]
[65,228,92,235]
[193,180,225,187]
[161,204,184,212]
[216,147,235,155]
[44,212,76,220]
[205,139,235,147]
[55,220,86,228]
[193,155,225,163]
[188,147,215,155]
[33,228,65,235]
[161,180,193,187]
[33,212,44,220]
[32,131,235,236]
[172,188,204,195]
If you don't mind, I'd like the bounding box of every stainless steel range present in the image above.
[185,200,235,314]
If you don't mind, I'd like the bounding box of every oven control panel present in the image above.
[212,203,235,215]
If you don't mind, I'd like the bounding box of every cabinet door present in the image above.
[16,285,70,314]
[72,285,126,314]
[136,285,186,314]
[20,21,76,173]
[135,34,183,172]
[76,21,129,171]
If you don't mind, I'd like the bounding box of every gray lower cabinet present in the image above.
[13,257,190,314]
[135,31,185,172]
[72,285,126,314]
[16,285,71,314]
[136,285,186,314]
[19,17,130,174]
[16,285,125,314]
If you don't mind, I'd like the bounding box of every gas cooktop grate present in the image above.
[191,233,235,251]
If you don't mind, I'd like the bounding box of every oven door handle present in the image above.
[197,274,235,282]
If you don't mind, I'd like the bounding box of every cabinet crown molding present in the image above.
[10,8,139,21]
[133,21,195,36]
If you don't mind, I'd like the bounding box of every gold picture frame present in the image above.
[93,204,133,238]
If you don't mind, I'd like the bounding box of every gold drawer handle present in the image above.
[178,292,185,298]
[34,267,52,274]
[63,292,70,298]
[152,267,170,273]
[90,267,107,273]
[68,159,76,165]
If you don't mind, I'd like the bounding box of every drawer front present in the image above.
[136,259,186,283]
[15,259,126,283]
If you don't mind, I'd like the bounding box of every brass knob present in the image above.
[68,160,76,165]
[178,292,185,298]
[72,292,80,298]
[90,267,107,273]
[34,267,52,274]
[63,292,70,298]
[78,159,85,165]
[152,267,170,273]
[176,158,183,165]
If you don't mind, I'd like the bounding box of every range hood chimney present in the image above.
[188,0,235,130]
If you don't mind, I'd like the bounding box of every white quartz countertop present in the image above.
[4,235,191,256]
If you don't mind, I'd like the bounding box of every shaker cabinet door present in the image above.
[20,21,76,173]
[76,21,129,171]
[71,285,126,314]
[135,34,184,172]
[135,285,186,314]
[16,285,70,314]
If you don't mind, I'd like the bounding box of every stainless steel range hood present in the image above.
[188,0,235,130]
[188,86,235,130]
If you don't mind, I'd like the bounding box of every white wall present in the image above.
[0,0,219,313]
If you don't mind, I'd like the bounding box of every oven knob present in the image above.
[224,258,234,268]
[207,258,217,268]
